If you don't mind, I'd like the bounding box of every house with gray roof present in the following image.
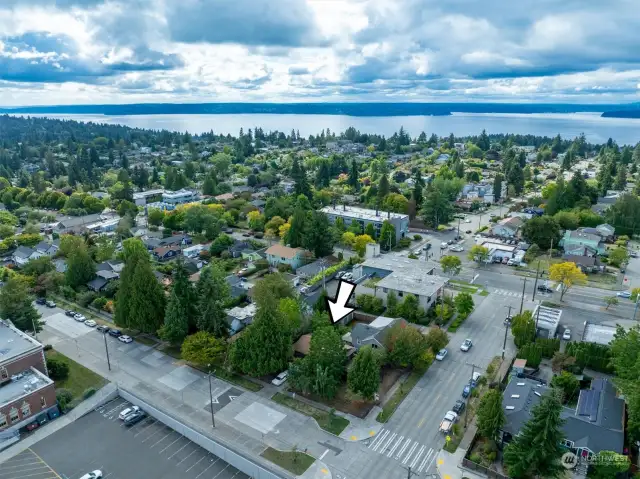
[343,316,408,351]
[500,377,624,458]
[11,246,42,267]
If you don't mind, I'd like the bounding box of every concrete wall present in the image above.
[119,388,289,479]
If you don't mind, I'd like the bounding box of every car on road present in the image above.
[537,285,553,294]
[452,400,466,414]
[79,471,102,479]
[440,242,448,249]
[423,243,432,251]
[272,371,289,386]
[617,291,632,298]
[45,300,56,308]
[225,228,233,234]
[119,405,141,420]
[118,335,133,343]
[563,329,571,340]
[65,310,76,317]
[74,314,86,322]
[449,245,464,252]
[109,328,122,337]
[460,339,473,352]
[35,297,46,305]
[124,411,146,426]
[465,219,471,223]
[242,232,250,237]
[630,252,638,258]
[84,319,97,327]
[435,349,448,361]
[465,230,472,234]
[504,316,512,326]
[97,325,110,333]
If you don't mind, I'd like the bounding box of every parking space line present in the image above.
[185,453,207,472]
[27,448,62,479]
[212,464,229,479]
[141,425,171,443]
[167,440,190,459]
[0,460,44,469]
[0,472,53,479]
[230,470,242,479]
[194,457,219,479]
[133,418,157,436]
[150,431,175,448]
[177,448,199,465]
[159,435,184,454]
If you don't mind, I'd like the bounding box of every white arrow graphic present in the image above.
[327,279,356,323]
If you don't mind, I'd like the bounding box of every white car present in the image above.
[617,291,632,298]
[119,405,141,420]
[74,313,86,322]
[460,339,473,352]
[272,371,288,386]
[342,273,353,281]
[563,329,571,340]
[449,245,464,252]
[84,320,97,327]
[435,349,448,361]
[465,219,471,223]
[118,335,133,343]
[80,471,102,479]
[335,271,344,279]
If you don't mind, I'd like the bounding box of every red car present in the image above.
[26,422,39,432]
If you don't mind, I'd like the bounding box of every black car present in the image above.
[124,411,146,426]
[452,399,466,414]
[108,329,122,337]
[537,285,553,294]
[65,310,76,317]
[97,325,110,333]
[35,297,46,305]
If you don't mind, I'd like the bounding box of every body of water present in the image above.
[20,111,640,145]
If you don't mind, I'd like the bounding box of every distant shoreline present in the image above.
[1,102,637,117]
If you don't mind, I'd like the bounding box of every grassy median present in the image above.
[261,447,315,475]
[272,392,350,435]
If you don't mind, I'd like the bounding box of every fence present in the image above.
[462,458,512,479]
[118,387,288,479]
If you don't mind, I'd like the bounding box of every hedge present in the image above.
[537,338,560,359]
[447,312,470,332]
[356,294,385,315]
[565,342,613,373]
[308,260,349,286]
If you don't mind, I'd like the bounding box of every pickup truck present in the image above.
[439,411,458,433]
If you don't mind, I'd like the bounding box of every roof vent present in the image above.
[505,406,515,410]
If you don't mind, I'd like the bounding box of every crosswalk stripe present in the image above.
[379,432,397,454]
[418,448,434,472]
[387,436,404,457]
[370,429,389,451]
[395,438,411,460]
[410,445,426,469]
[402,442,418,464]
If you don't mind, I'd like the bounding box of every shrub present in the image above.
[398,237,412,248]
[470,453,482,464]
[308,260,348,286]
[56,388,74,411]
[277,263,292,273]
[103,300,114,313]
[356,294,385,314]
[413,234,422,240]
[408,254,418,259]
[60,285,76,300]
[47,357,70,380]
[43,344,53,351]
[91,297,108,309]
[77,291,97,307]
[83,387,97,399]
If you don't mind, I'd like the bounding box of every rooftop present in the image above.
[162,188,197,198]
[376,272,448,298]
[133,189,164,199]
[565,230,602,243]
[533,305,562,332]
[360,255,438,275]
[226,303,257,321]
[320,205,408,222]
[583,323,616,345]
[0,367,52,407]
[265,244,304,259]
[0,320,42,365]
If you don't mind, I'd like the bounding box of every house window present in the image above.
[9,408,19,423]
[0,367,7,380]
[382,288,388,293]
[40,396,47,408]
[0,414,6,428]
[561,439,575,449]
[21,402,31,417]
[398,291,403,297]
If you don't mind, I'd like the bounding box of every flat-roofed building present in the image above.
[162,189,199,205]
[320,205,409,242]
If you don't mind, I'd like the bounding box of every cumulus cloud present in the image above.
[0,0,640,104]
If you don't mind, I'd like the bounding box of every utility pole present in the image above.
[401,465,420,479]
[534,304,541,342]
[532,260,541,301]
[103,332,111,371]
[503,306,513,359]
[464,362,483,429]
[207,364,216,428]
[519,277,527,314]
[457,217,461,239]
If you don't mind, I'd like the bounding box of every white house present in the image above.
[12,246,43,267]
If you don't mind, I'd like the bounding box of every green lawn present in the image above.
[261,447,315,475]
[271,393,349,435]
[45,349,106,400]
[377,367,426,423]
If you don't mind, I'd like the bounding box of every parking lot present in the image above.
[0,398,249,479]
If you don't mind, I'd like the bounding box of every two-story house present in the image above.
[490,217,523,238]
[560,230,606,256]
[265,244,306,271]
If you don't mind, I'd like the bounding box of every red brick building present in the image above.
[0,320,58,435]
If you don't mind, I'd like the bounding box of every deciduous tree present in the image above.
[551,371,579,403]
[549,262,587,300]
[522,216,561,250]
[440,255,462,276]
[0,278,42,333]
[181,331,227,367]
[65,245,96,288]
[511,310,535,347]
[468,245,490,265]
[454,292,474,316]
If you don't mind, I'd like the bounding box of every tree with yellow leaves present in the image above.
[354,234,375,256]
[549,262,587,300]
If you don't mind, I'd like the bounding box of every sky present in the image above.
[1,0,640,106]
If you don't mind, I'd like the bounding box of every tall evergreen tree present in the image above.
[196,265,231,338]
[348,158,359,191]
[285,206,308,248]
[65,246,96,288]
[493,173,503,202]
[377,173,390,203]
[348,345,380,400]
[291,157,311,198]
[160,260,196,343]
[115,238,166,333]
[503,393,566,479]
[476,389,505,440]
[303,211,334,257]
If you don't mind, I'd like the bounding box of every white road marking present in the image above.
[177,448,199,465]
[212,464,229,479]
[151,431,175,448]
[379,432,397,454]
[410,445,426,469]
[402,442,418,464]
[425,449,438,472]
[161,435,186,454]
[319,449,329,461]
[418,448,434,472]
[387,435,404,457]
[394,438,411,460]
[133,418,156,436]
[471,274,478,283]
[185,454,207,472]
[370,429,389,451]
[194,457,219,479]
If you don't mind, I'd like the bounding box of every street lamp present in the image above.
[207,364,216,428]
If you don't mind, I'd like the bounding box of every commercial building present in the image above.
[532,304,562,339]
[0,321,59,441]
[320,205,409,242]
[133,189,164,206]
[162,189,199,205]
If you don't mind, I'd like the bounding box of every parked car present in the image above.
[507,259,517,266]
[335,271,345,279]
[501,257,509,264]
[342,272,353,281]
[118,335,133,343]
[435,349,448,361]
[462,383,472,398]
[300,286,309,295]
[537,285,553,294]
[96,325,110,333]
[504,316,512,326]
[79,471,102,479]
[45,300,56,308]
[84,320,97,327]
[272,371,289,386]
[439,411,458,433]
[563,329,571,340]
[35,297,46,305]
[465,230,472,234]
[460,339,473,352]
[423,243,432,251]
[449,245,464,252]
[25,421,40,432]
[119,405,141,420]
[452,399,466,414]
[124,411,146,426]
[465,219,471,223]
[65,310,76,317]
[617,291,632,298]
[225,228,233,234]
[440,242,448,249]
[74,314,86,322]
[109,329,122,337]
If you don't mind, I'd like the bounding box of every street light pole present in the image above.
[207,364,216,428]
[103,332,111,371]
[503,306,513,360]
[532,261,541,301]
[519,277,527,314]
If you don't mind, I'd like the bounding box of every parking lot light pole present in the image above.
[208,364,216,428]
[103,332,111,371]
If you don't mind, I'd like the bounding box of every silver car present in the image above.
[460,339,473,352]
[435,349,448,361]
